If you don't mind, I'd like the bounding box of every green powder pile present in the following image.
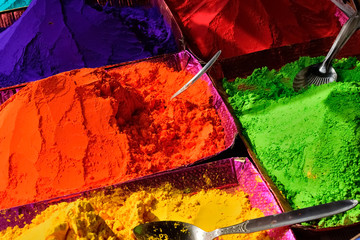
[223,56,360,228]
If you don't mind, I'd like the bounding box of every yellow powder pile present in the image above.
[0,184,272,240]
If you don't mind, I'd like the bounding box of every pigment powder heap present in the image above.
[0,184,271,240]
[223,56,360,228]
[164,0,340,60]
[0,0,178,88]
[0,61,227,209]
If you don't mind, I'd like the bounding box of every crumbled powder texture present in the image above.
[0,0,30,11]
[0,184,272,240]
[0,0,178,88]
[223,56,360,228]
[0,61,226,209]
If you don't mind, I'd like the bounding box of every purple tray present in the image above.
[0,157,295,239]
[236,158,295,240]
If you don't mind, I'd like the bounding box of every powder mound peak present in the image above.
[93,70,144,126]
[0,0,178,88]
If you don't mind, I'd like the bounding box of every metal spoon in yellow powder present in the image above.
[133,199,357,240]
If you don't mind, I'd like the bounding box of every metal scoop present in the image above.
[170,50,221,100]
[331,0,356,17]
[293,2,360,91]
[133,199,358,240]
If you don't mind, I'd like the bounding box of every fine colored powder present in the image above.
[335,7,349,26]
[0,0,30,11]
[164,0,341,60]
[0,61,226,210]
[0,184,272,240]
[0,0,178,88]
[223,56,360,228]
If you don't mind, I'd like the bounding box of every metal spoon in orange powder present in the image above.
[0,60,228,210]
[171,50,221,100]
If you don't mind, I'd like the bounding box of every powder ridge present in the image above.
[0,0,178,88]
[0,184,271,240]
[0,61,226,210]
[223,56,360,228]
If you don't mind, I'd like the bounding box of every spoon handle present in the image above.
[331,0,355,17]
[320,13,360,73]
[170,50,221,100]
[214,200,357,236]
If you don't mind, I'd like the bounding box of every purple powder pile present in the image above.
[103,5,177,57]
[0,0,178,88]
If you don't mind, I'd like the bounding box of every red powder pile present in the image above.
[0,62,226,209]
[165,0,341,60]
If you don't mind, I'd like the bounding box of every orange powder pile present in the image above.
[0,184,271,240]
[0,62,226,209]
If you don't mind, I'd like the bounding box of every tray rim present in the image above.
[212,35,360,233]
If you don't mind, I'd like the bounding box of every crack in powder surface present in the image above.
[223,56,360,228]
[0,61,226,209]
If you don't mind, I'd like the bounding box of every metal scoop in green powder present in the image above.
[293,1,360,91]
[223,56,360,228]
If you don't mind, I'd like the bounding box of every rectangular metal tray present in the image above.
[210,35,360,240]
[0,50,240,210]
[0,157,295,240]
